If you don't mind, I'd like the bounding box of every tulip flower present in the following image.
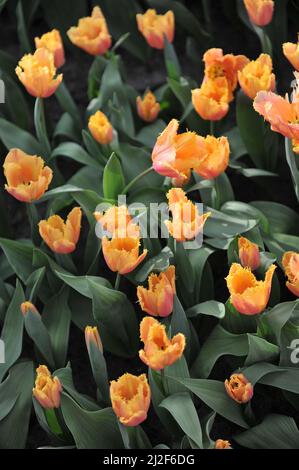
[33,365,62,409]
[139,316,185,371]
[238,237,260,271]
[151,119,203,184]
[137,266,176,317]
[110,373,151,426]
[16,48,62,98]
[254,73,299,154]
[225,373,253,404]
[85,326,103,354]
[238,54,275,100]
[203,48,249,93]
[102,236,147,274]
[215,440,232,449]
[88,110,113,145]
[282,251,299,297]
[136,9,174,50]
[94,205,140,238]
[243,0,274,27]
[39,207,82,254]
[192,77,231,121]
[21,301,40,317]
[137,90,160,122]
[35,29,65,68]
[226,263,276,315]
[283,38,299,71]
[194,135,230,179]
[165,188,210,242]
[67,6,111,56]
[3,148,53,202]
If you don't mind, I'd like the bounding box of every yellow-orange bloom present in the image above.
[225,373,253,404]
[203,48,249,93]
[39,207,82,254]
[139,316,186,371]
[226,263,276,315]
[21,301,40,317]
[110,373,151,427]
[35,29,65,68]
[194,135,230,179]
[137,90,160,122]
[94,205,140,238]
[85,325,103,354]
[244,0,274,27]
[254,73,299,154]
[282,251,299,297]
[102,236,147,274]
[137,266,176,318]
[283,39,299,71]
[88,110,113,145]
[3,148,53,203]
[192,77,231,121]
[238,54,275,100]
[165,188,210,242]
[67,6,111,56]
[215,439,232,449]
[136,9,174,50]
[16,48,62,98]
[33,365,62,409]
[238,237,260,271]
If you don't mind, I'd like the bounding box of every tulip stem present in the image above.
[34,98,52,159]
[114,272,121,290]
[209,120,215,136]
[122,167,154,195]
[45,408,63,436]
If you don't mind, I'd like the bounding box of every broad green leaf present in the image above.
[285,137,299,203]
[51,142,101,169]
[171,296,191,361]
[0,117,41,154]
[187,301,225,319]
[103,152,125,200]
[55,365,99,411]
[24,309,56,369]
[0,238,34,283]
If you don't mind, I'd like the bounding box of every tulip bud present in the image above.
[85,326,103,354]
[35,29,65,68]
[88,111,113,145]
[243,0,274,27]
[225,373,253,404]
[283,39,299,72]
[215,439,232,449]
[33,365,62,409]
[282,251,299,297]
[21,301,40,317]
[238,237,260,271]
[137,90,160,122]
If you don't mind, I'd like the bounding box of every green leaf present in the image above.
[187,300,225,319]
[55,365,99,411]
[87,338,110,405]
[60,394,123,449]
[260,301,299,344]
[221,300,257,335]
[54,113,79,142]
[16,0,32,53]
[171,296,191,361]
[245,334,279,366]
[103,152,125,200]
[0,281,25,382]
[133,247,173,283]
[251,201,299,235]
[54,271,111,298]
[0,238,34,283]
[0,117,42,154]
[136,119,166,148]
[160,393,203,448]
[0,70,30,129]
[164,37,181,80]
[234,414,299,449]
[55,81,81,129]
[24,309,56,369]
[50,142,101,169]
[285,137,299,202]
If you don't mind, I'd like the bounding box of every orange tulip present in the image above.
[282,251,299,297]
[244,0,274,27]
[215,440,232,449]
[151,119,202,183]
[225,373,253,404]
[192,77,231,121]
[226,263,276,315]
[203,48,249,93]
[88,110,113,145]
[194,135,230,179]
[85,325,103,354]
[33,365,62,409]
[94,205,140,238]
[136,9,174,50]
[3,148,53,203]
[238,54,275,100]
[16,48,62,98]
[21,301,40,317]
[254,73,299,154]
[110,373,151,427]
[137,90,160,122]
[283,39,299,71]
[238,237,260,271]
[165,188,210,242]
[35,29,65,68]
[67,6,111,56]
[39,207,82,254]
[102,236,147,274]
[139,316,186,371]
[137,266,176,318]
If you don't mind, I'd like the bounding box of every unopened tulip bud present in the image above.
[238,237,260,270]
[21,301,40,317]
[85,326,103,354]
[33,365,62,409]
